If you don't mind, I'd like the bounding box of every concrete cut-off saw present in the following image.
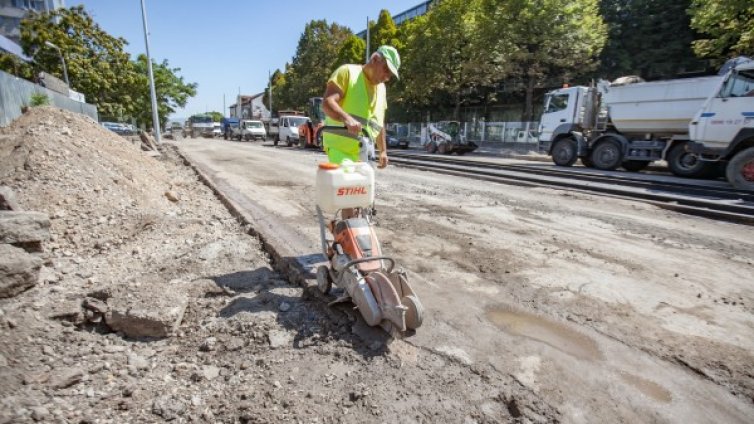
[314,127,424,334]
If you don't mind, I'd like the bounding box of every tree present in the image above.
[282,20,352,109]
[689,0,754,65]
[207,111,223,122]
[478,0,607,121]
[369,10,403,54]
[598,0,702,80]
[400,0,490,119]
[16,6,196,127]
[334,35,366,68]
[19,6,140,120]
[263,69,286,112]
[0,53,34,80]
[132,54,196,127]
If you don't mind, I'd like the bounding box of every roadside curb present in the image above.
[168,144,324,289]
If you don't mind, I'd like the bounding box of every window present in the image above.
[545,94,569,113]
[719,69,754,98]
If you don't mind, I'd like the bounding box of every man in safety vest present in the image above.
[322,45,400,168]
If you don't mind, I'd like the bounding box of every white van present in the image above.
[277,115,310,147]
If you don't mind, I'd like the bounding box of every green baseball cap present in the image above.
[377,45,400,79]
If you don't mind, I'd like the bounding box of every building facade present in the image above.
[229,92,270,120]
[0,0,64,44]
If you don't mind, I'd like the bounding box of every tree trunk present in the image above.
[522,77,535,122]
[453,91,461,121]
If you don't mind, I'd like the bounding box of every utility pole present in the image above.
[140,0,161,143]
[223,94,226,117]
[268,70,272,116]
[365,16,370,64]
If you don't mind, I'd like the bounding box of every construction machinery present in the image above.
[539,56,754,184]
[315,127,424,333]
[298,97,325,149]
[425,121,479,155]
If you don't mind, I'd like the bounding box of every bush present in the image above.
[29,92,50,107]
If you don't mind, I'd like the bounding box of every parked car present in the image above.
[212,123,222,138]
[386,129,409,149]
[101,121,133,136]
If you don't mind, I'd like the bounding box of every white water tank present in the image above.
[316,161,375,213]
[605,75,723,135]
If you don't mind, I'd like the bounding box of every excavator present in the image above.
[298,97,325,149]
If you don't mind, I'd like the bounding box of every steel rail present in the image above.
[387,154,754,225]
[389,151,754,202]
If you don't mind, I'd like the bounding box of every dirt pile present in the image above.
[0,108,547,423]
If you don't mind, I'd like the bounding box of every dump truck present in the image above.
[183,114,215,138]
[538,57,754,183]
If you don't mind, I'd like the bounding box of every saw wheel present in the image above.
[316,265,332,294]
[402,295,424,330]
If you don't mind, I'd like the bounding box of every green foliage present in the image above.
[599,0,702,80]
[478,0,607,120]
[132,54,197,126]
[689,0,754,65]
[275,20,352,110]
[335,35,366,68]
[18,6,196,128]
[207,111,223,122]
[20,6,138,120]
[369,10,403,54]
[29,92,50,107]
[399,0,488,119]
[0,53,35,80]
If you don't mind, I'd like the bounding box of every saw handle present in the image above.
[342,256,395,273]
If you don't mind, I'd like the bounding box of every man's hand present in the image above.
[344,115,362,136]
[378,150,389,169]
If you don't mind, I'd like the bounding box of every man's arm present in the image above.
[377,127,388,169]
[323,82,362,135]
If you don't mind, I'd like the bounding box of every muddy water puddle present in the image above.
[486,306,603,361]
[619,371,672,403]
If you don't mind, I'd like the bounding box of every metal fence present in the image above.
[0,70,98,127]
[388,121,539,146]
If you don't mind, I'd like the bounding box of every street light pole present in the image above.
[44,41,69,87]
[140,0,161,143]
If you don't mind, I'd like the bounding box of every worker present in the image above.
[322,45,400,169]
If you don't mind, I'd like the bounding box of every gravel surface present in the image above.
[176,138,754,423]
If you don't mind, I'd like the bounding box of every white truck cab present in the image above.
[278,115,310,147]
[233,120,266,141]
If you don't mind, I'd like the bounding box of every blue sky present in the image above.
[73,1,420,120]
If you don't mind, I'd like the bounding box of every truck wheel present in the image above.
[622,160,650,172]
[725,147,754,191]
[551,137,577,167]
[590,139,622,170]
[667,142,716,178]
[286,137,293,147]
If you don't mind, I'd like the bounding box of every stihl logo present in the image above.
[337,186,368,196]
